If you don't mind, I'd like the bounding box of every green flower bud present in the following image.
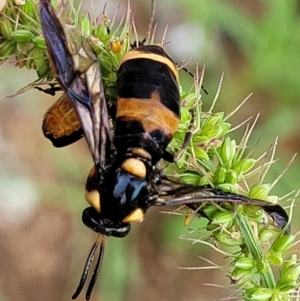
[0,19,13,39]
[280,264,300,284]
[192,135,208,145]
[202,204,219,219]
[256,259,268,272]
[202,112,224,127]
[179,172,201,185]
[259,228,279,242]
[218,122,231,137]
[271,234,294,253]
[198,176,210,186]
[28,48,44,70]
[200,124,224,139]
[211,210,234,225]
[193,147,210,161]
[268,249,283,266]
[248,184,270,200]
[25,56,34,69]
[79,14,91,35]
[225,170,238,184]
[232,158,256,175]
[33,36,47,50]
[281,254,298,275]
[11,29,35,43]
[233,257,255,270]
[21,0,37,20]
[244,287,273,301]
[217,183,239,194]
[213,167,226,184]
[230,267,252,285]
[92,24,109,40]
[0,40,17,59]
[219,138,236,165]
[243,206,268,224]
[214,231,244,247]
[265,195,279,204]
[276,279,297,292]
[37,61,51,78]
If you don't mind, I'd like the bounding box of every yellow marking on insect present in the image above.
[121,158,146,178]
[117,92,179,137]
[129,147,152,160]
[122,208,144,223]
[85,190,101,213]
[120,47,179,82]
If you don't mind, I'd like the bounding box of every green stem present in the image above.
[236,212,276,289]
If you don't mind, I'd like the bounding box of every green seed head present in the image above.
[244,287,273,301]
[280,264,300,284]
[233,257,255,270]
[225,170,238,184]
[202,112,224,127]
[268,249,284,266]
[219,137,236,165]
[232,158,256,175]
[33,36,47,50]
[213,167,226,184]
[11,29,35,44]
[230,267,252,285]
[214,231,244,247]
[0,19,14,40]
[211,210,234,225]
[217,183,239,194]
[276,279,298,292]
[0,40,17,59]
[248,184,270,200]
[21,0,38,20]
[259,228,280,242]
[271,234,294,253]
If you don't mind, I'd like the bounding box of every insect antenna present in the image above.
[85,235,106,300]
[72,234,102,299]
[181,66,208,95]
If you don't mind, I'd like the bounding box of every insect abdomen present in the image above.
[115,45,180,163]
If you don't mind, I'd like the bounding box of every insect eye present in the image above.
[121,158,146,178]
[85,190,101,213]
[122,208,144,223]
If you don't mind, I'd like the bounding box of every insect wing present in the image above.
[42,94,84,147]
[40,0,112,167]
[155,176,289,231]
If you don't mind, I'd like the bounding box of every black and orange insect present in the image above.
[39,0,289,299]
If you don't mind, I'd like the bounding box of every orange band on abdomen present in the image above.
[116,92,179,137]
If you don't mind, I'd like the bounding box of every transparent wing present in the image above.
[40,0,112,168]
[42,94,84,147]
[154,176,290,231]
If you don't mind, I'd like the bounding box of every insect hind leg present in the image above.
[35,85,62,96]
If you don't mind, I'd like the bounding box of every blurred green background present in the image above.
[0,0,299,300]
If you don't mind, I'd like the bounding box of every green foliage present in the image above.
[1,0,299,300]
